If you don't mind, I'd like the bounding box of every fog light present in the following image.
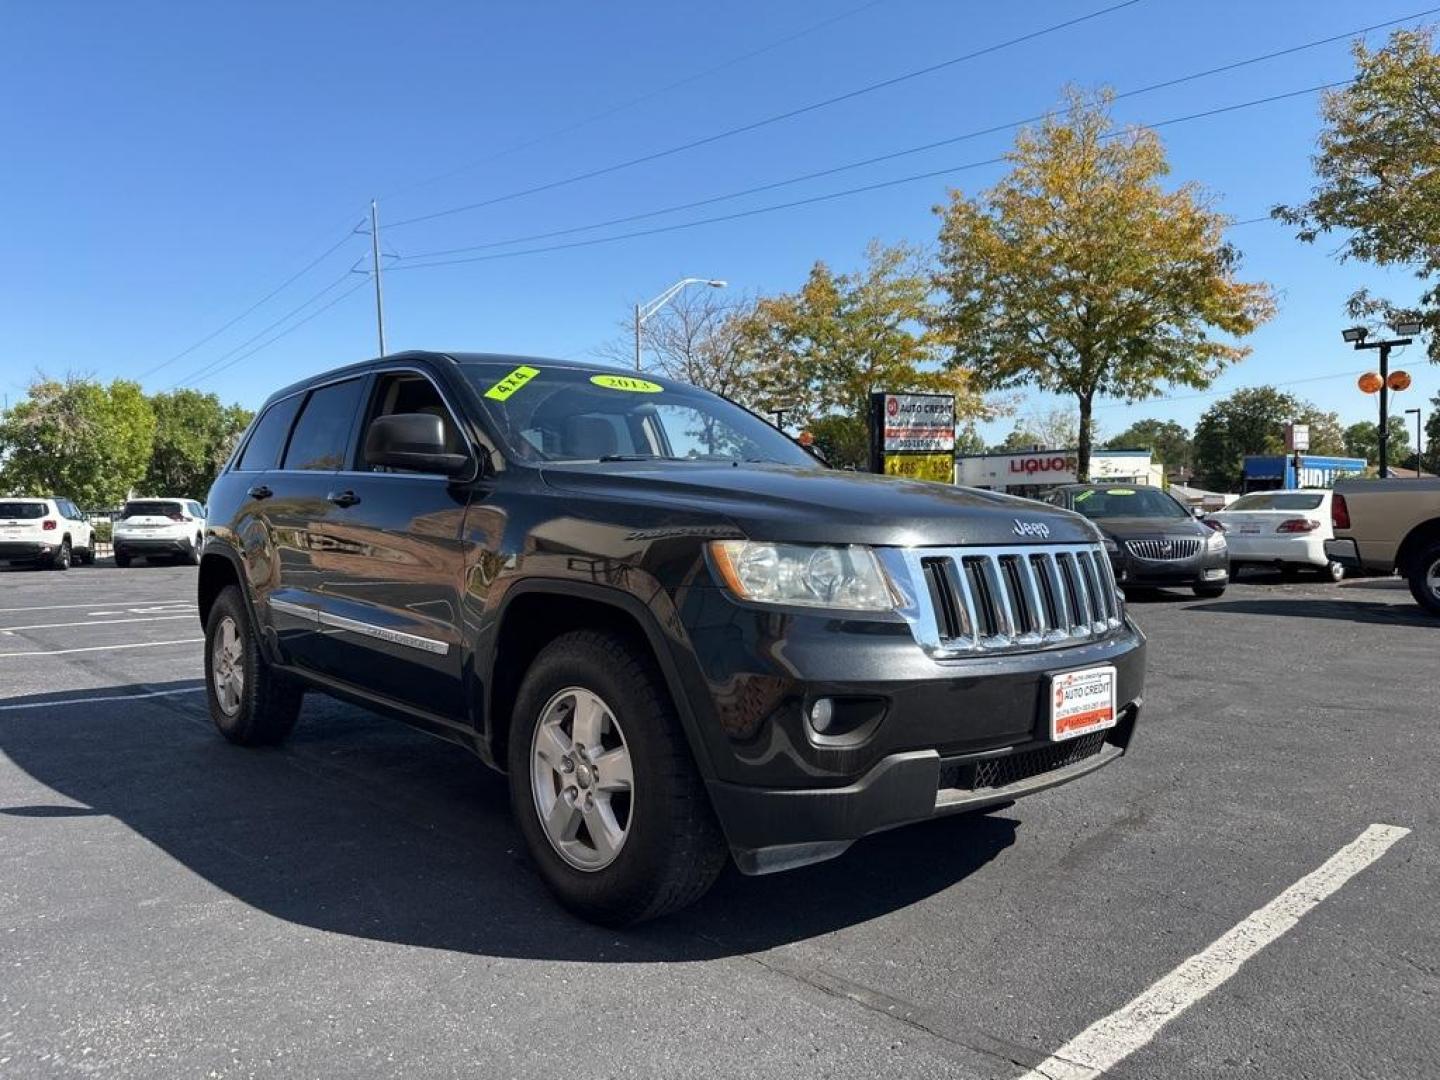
[1204,567,1227,580]
[809,697,835,734]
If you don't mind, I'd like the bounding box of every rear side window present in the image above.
[0,501,48,519]
[237,396,302,472]
[283,379,364,471]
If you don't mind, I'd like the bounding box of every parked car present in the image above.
[1203,489,1344,581]
[1043,483,1229,598]
[0,497,95,570]
[113,498,207,566]
[198,352,1147,925]
[1326,477,1440,615]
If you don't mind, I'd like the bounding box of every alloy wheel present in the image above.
[530,687,635,872]
[212,615,246,717]
[1427,558,1440,603]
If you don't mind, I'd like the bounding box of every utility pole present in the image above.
[370,199,387,357]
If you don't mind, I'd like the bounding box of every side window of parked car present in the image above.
[283,379,364,471]
[359,373,466,470]
[237,396,303,472]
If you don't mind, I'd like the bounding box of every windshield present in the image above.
[122,501,184,519]
[0,501,47,519]
[1066,487,1189,520]
[460,362,818,468]
[1225,492,1324,511]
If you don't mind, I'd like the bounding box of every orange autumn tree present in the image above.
[933,90,1276,480]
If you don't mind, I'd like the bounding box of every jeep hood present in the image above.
[538,462,1100,547]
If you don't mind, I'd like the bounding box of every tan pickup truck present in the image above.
[1326,477,1440,615]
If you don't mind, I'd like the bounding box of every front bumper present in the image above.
[1108,547,1229,588]
[711,704,1138,874]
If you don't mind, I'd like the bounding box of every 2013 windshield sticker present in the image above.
[485,365,540,401]
[590,374,662,393]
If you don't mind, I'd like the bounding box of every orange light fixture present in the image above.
[1386,370,1412,392]
[1357,372,1383,394]
[798,430,815,446]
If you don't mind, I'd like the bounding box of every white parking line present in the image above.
[0,638,204,658]
[1018,823,1411,1080]
[0,687,206,711]
[0,599,194,614]
[0,614,196,633]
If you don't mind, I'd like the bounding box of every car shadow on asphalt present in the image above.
[0,679,1018,962]
[1187,596,1435,627]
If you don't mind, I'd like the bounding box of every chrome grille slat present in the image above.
[1126,538,1201,561]
[880,543,1124,658]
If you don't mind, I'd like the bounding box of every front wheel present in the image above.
[204,585,303,745]
[1193,583,1226,598]
[1408,542,1440,617]
[508,629,726,926]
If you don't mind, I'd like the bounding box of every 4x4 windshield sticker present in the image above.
[484,365,540,401]
[590,374,662,393]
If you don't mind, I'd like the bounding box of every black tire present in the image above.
[187,534,204,565]
[50,539,71,571]
[77,546,94,566]
[507,629,727,926]
[1193,584,1226,598]
[114,551,131,568]
[204,585,303,746]
[1319,560,1345,583]
[1407,542,1440,617]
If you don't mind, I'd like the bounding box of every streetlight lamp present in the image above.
[1406,407,1423,475]
[634,278,727,371]
[1344,321,1421,477]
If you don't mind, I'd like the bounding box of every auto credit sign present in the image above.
[881,393,956,453]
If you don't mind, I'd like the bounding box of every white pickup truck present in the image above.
[1326,477,1440,615]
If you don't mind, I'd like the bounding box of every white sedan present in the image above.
[1204,489,1344,582]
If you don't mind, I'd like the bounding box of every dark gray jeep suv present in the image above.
[200,352,1146,924]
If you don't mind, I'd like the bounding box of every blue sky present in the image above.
[4,0,1436,444]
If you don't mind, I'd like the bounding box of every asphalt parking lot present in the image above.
[1,561,1436,1079]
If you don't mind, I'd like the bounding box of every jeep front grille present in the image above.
[880,543,1123,657]
[1126,538,1201,560]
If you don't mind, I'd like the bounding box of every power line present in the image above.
[169,271,360,388]
[376,0,890,203]
[400,8,1431,263]
[184,277,373,388]
[386,0,1146,229]
[389,79,1351,274]
[136,222,363,380]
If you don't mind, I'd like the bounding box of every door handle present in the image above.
[247,484,273,500]
[327,490,361,508]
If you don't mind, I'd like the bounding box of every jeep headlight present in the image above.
[709,541,896,610]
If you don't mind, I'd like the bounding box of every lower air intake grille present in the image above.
[938,732,1108,792]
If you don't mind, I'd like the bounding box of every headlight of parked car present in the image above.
[1103,536,1119,553]
[1206,530,1228,551]
[708,541,896,610]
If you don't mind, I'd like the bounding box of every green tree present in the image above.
[933,90,1276,481]
[1342,416,1412,465]
[743,240,978,430]
[0,376,156,507]
[144,389,253,497]
[1105,418,1192,473]
[1193,387,1344,490]
[954,422,986,456]
[805,414,869,470]
[990,424,1044,453]
[1274,28,1440,359]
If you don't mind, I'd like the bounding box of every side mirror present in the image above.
[364,413,471,476]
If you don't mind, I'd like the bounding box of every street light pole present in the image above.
[1407,407,1423,474]
[370,199,387,357]
[633,277,727,372]
[1344,322,1419,479]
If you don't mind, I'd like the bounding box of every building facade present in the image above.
[954,448,1162,498]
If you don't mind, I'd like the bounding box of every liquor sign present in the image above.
[869,392,956,481]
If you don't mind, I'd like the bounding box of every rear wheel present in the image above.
[1320,560,1345,583]
[1407,542,1440,617]
[205,585,303,745]
[50,540,71,571]
[186,535,203,565]
[508,629,726,926]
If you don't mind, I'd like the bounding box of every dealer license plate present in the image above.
[1049,666,1117,741]
[1239,524,1262,535]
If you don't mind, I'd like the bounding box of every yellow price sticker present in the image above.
[484,364,540,401]
[590,374,662,393]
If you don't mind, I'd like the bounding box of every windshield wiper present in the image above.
[597,453,682,462]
